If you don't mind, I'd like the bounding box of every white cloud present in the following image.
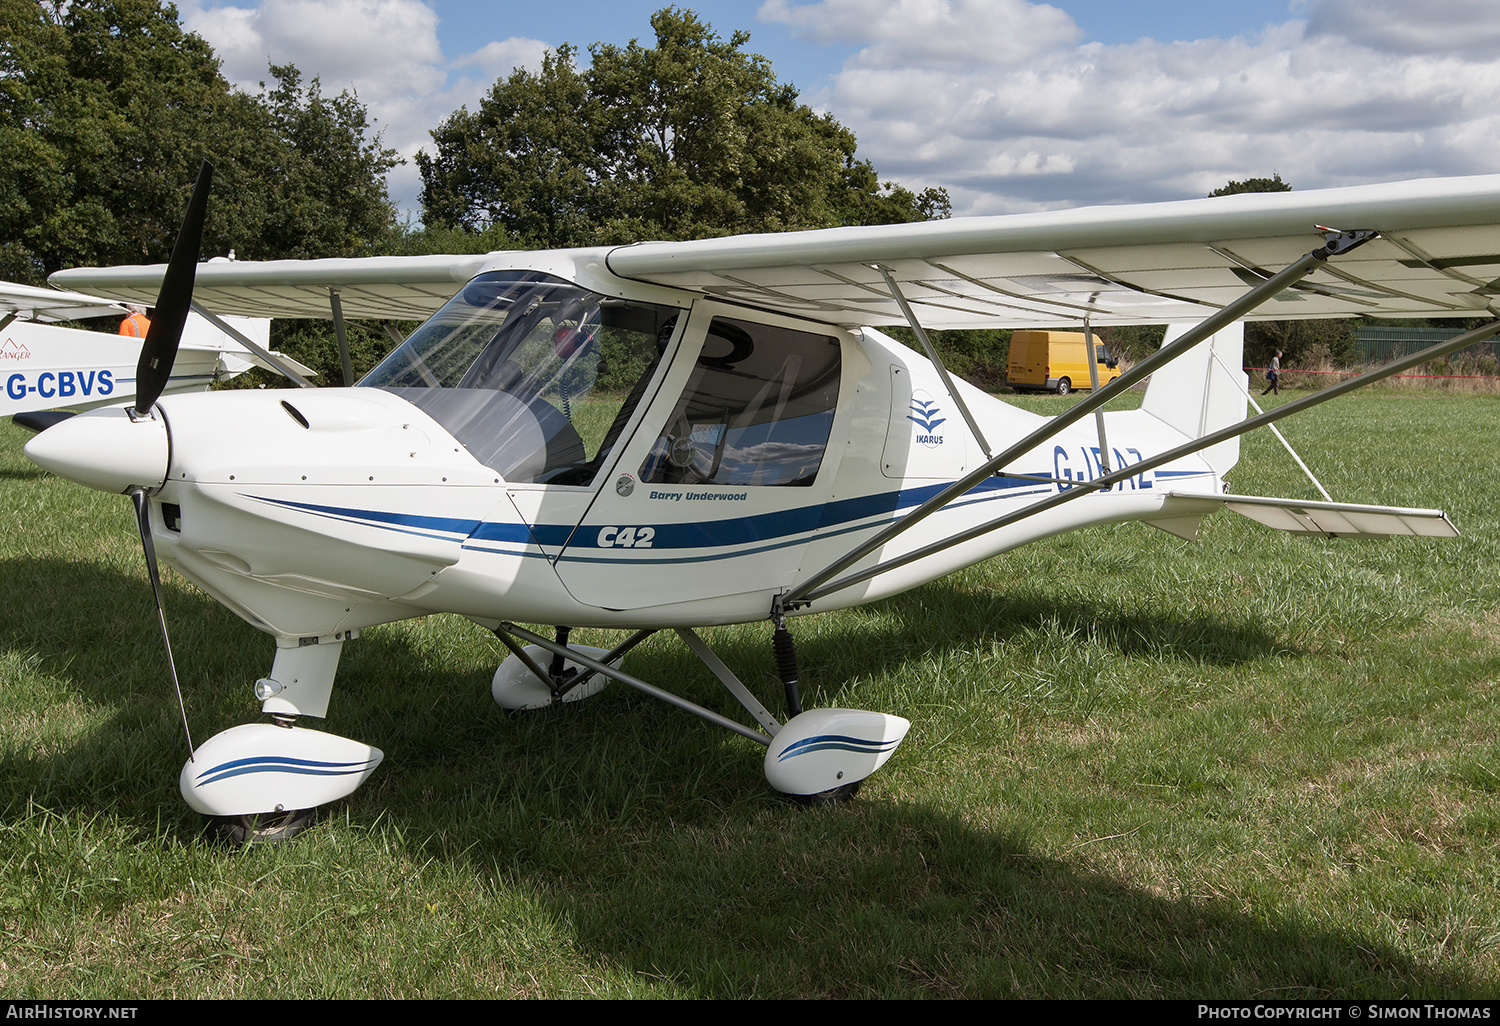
[174,1,1500,222]
[1305,0,1500,57]
[455,38,551,79]
[760,0,1082,67]
[181,0,445,100]
[773,0,1500,215]
[178,1,548,217]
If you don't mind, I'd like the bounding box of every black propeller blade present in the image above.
[11,410,76,434]
[133,160,213,414]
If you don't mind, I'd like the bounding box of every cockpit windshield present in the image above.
[361,271,681,485]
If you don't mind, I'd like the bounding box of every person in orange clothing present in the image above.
[119,304,150,338]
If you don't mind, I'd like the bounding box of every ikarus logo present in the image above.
[907,390,946,448]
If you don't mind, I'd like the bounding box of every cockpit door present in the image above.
[474,296,687,563]
[550,302,852,611]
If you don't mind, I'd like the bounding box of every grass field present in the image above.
[2,388,1498,998]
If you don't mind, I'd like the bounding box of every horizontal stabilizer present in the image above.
[1166,491,1458,539]
[247,349,318,379]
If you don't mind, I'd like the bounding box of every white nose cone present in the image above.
[24,407,169,493]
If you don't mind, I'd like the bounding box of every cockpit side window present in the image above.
[640,316,841,487]
[360,272,680,485]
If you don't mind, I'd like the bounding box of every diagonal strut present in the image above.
[796,314,1500,604]
[779,231,1375,613]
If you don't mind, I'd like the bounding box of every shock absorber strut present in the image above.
[549,626,573,687]
[772,616,803,718]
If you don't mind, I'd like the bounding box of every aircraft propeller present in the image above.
[131,160,214,759]
[21,159,233,765]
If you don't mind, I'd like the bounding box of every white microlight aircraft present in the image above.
[25,162,1500,841]
[0,276,310,432]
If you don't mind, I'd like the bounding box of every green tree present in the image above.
[417,45,600,247]
[1208,173,1357,372]
[0,0,399,284]
[1,0,403,388]
[0,0,230,281]
[236,64,402,260]
[835,159,952,227]
[1209,173,1291,198]
[882,327,1012,392]
[418,7,948,247]
[1247,317,1358,371]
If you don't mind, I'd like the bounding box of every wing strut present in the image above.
[876,264,993,458]
[1084,315,1112,472]
[777,229,1377,614]
[792,313,1500,605]
[189,302,316,387]
[329,288,354,387]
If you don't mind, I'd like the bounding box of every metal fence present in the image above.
[1356,326,1500,363]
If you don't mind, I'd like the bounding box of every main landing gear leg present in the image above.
[493,621,909,801]
[773,616,803,718]
[772,617,858,804]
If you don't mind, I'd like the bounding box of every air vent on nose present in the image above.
[280,401,310,429]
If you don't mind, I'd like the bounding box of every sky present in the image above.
[173,0,1500,223]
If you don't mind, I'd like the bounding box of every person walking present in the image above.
[1261,349,1282,396]
[119,304,151,338]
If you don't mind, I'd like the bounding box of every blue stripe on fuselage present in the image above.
[246,470,1209,561]
[249,496,481,535]
[561,474,1060,552]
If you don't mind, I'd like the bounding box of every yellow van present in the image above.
[1005,330,1120,395]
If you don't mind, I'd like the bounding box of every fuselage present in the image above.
[28,264,1230,644]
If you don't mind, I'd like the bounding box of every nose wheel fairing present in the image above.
[180,723,383,818]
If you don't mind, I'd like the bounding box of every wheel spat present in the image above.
[133,160,212,414]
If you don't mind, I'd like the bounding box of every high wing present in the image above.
[49,175,1500,329]
[0,281,125,322]
[608,175,1500,328]
[51,254,496,321]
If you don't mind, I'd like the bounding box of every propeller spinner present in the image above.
[24,160,214,493]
